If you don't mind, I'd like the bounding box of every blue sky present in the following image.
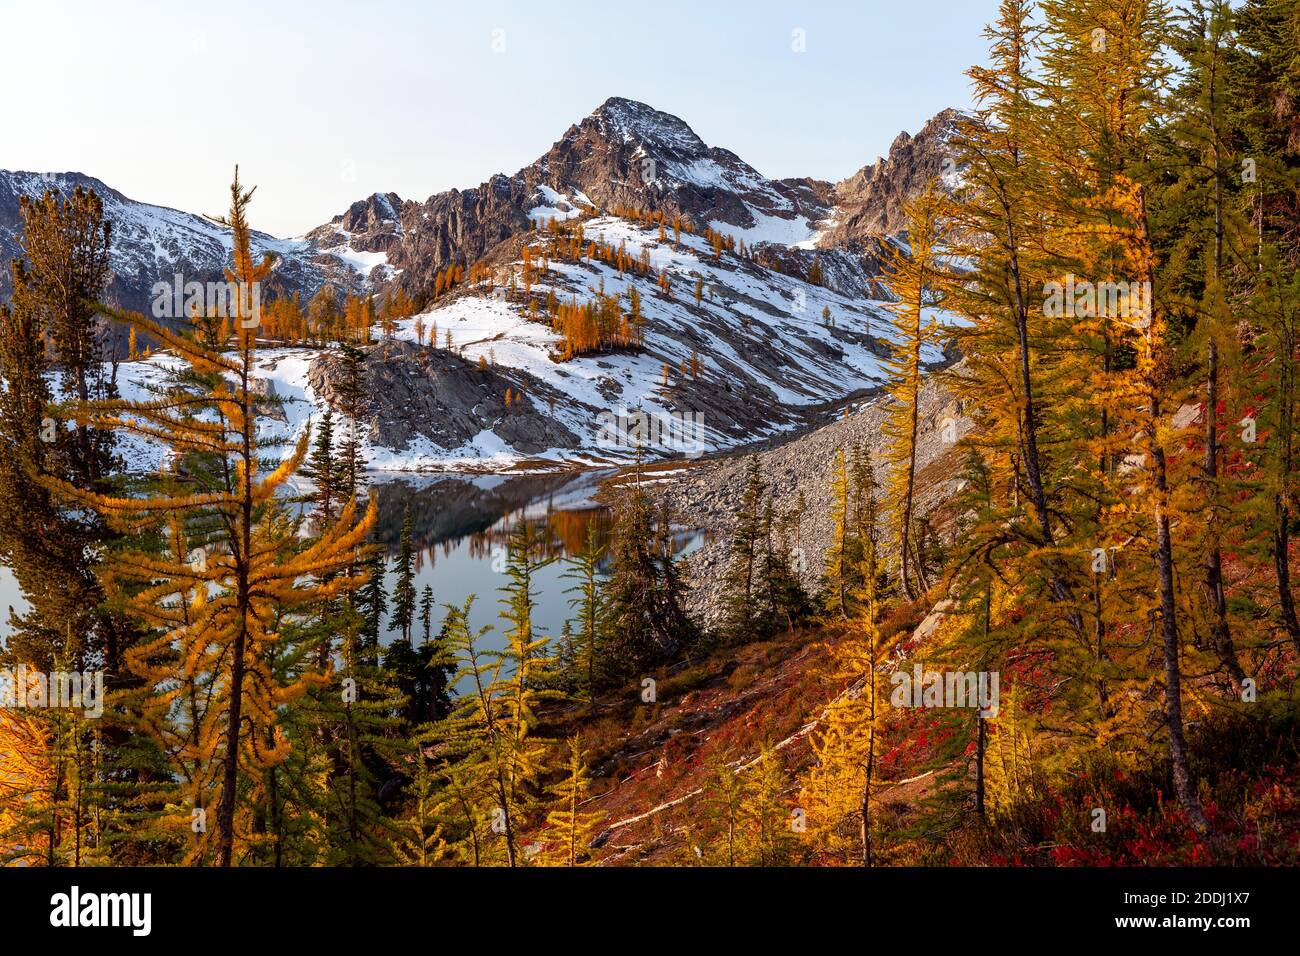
[7,0,997,236]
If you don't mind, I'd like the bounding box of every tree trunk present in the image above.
[1274,496,1300,651]
[1204,342,1247,689]
[997,179,1083,633]
[1202,71,1247,688]
[217,623,247,867]
[217,350,254,867]
[1138,186,1209,834]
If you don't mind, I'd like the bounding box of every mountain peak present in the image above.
[587,97,706,158]
[819,108,963,243]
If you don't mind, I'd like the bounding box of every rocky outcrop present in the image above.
[248,376,287,422]
[373,179,537,303]
[337,97,836,304]
[306,193,404,252]
[818,108,964,248]
[749,242,897,299]
[306,339,580,457]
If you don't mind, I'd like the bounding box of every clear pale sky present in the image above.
[6,0,997,237]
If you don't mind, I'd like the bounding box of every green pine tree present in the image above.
[721,456,768,643]
[390,504,417,642]
[561,524,606,699]
[301,410,338,523]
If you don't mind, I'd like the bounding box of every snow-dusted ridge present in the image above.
[0,171,371,319]
[111,213,959,474]
[7,100,965,474]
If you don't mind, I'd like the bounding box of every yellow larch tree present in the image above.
[45,170,376,866]
[801,445,898,865]
[538,734,604,866]
[881,185,947,599]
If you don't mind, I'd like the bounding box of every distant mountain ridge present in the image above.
[0,170,360,316]
[1,99,960,315]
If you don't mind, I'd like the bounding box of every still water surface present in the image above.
[0,471,704,662]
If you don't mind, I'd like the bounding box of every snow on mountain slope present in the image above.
[110,343,559,474]
[359,97,838,305]
[586,98,827,236]
[301,191,405,285]
[711,208,824,248]
[526,184,588,224]
[397,215,958,462]
[0,171,339,316]
[386,217,894,453]
[107,212,955,473]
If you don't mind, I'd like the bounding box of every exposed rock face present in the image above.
[336,97,835,304]
[306,339,580,456]
[818,108,964,248]
[304,191,406,285]
[750,242,897,299]
[335,192,405,247]
[369,178,536,302]
[248,376,287,422]
[533,97,831,234]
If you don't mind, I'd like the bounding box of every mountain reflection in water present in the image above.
[366,470,702,660]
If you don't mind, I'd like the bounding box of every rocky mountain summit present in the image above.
[336,96,840,305]
[303,191,406,286]
[338,97,961,303]
[569,97,833,236]
[3,99,960,323]
[819,108,964,248]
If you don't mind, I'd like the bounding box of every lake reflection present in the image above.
[367,470,700,658]
[0,470,702,661]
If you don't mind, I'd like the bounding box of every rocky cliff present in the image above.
[306,339,580,458]
[817,108,964,248]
